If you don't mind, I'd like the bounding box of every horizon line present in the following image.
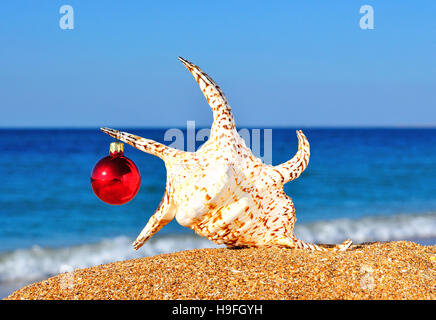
[1,125,436,130]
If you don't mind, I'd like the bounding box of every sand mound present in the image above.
[6,241,435,300]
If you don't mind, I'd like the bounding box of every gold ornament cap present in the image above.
[110,142,124,154]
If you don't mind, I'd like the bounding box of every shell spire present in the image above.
[178,57,236,139]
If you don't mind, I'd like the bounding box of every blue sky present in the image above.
[0,1,435,127]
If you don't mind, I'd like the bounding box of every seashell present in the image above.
[101,57,352,251]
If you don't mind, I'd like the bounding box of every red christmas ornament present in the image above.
[91,142,141,205]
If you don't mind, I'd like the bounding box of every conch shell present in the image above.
[101,57,352,251]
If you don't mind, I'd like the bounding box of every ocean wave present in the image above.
[0,235,220,283]
[0,212,435,283]
[294,212,436,244]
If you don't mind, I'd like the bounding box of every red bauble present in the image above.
[91,142,141,205]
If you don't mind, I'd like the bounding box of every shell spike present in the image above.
[178,57,236,138]
[274,130,310,184]
[100,127,181,160]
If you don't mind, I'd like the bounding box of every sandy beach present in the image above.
[5,241,435,300]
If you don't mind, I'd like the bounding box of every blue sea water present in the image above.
[1,128,436,296]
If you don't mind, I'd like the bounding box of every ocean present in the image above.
[1,128,436,297]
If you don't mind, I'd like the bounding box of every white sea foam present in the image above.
[294,212,436,244]
[0,212,435,283]
[0,235,220,283]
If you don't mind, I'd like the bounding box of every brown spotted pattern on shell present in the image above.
[101,57,352,251]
